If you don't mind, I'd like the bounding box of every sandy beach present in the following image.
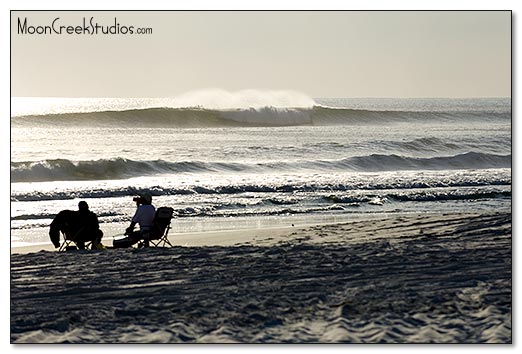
[10,211,511,343]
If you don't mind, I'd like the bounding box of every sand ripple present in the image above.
[11,212,511,343]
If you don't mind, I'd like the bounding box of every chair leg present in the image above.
[58,240,71,252]
[59,240,92,252]
[164,237,174,247]
[147,236,173,248]
[163,228,173,247]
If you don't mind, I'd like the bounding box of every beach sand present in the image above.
[10,212,511,343]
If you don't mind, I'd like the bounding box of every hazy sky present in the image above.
[11,11,511,98]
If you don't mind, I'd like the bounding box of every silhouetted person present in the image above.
[48,201,103,250]
[113,193,155,248]
[49,210,77,249]
[75,201,104,249]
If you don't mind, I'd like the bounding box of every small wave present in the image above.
[384,137,511,155]
[305,137,511,156]
[10,152,511,183]
[11,211,121,221]
[263,198,299,205]
[386,191,512,202]
[374,137,462,154]
[336,152,511,172]
[10,158,247,182]
[11,175,511,202]
[311,106,510,125]
[324,190,511,204]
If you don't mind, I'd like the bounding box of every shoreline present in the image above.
[11,211,403,254]
[11,210,505,255]
[11,223,309,254]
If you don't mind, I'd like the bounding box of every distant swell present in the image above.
[11,106,510,128]
[11,152,511,183]
[339,152,511,172]
[10,158,251,182]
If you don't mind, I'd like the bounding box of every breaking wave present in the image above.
[11,174,511,203]
[11,190,511,223]
[11,106,510,128]
[11,152,511,183]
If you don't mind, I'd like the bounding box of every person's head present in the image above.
[133,193,152,206]
[78,201,89,212]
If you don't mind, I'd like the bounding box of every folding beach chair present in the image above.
[58,230,92,252]
[140,207,175,248]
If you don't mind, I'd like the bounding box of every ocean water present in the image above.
[10,95,512,247]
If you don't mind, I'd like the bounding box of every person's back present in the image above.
[49,210,78,248]
[78,209,99,231]
[132,203,156,231]
[48,202,104,249]
[75,201,104,248]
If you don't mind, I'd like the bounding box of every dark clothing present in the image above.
[49,209,103,248]
[49,210,75,248]
[112,230,149,248]
[76,210,102,242]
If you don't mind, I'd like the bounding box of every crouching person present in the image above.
[49,210,76,249]
[113,193,155,248]
[49,201,104,250]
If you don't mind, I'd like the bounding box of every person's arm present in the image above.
[49,223,61,248]
[126,221,137,235]
[92,213,100,229]
[49,212,62,248]
[126,208,141,234]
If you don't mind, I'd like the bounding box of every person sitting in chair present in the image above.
[76,201,104,250]
[49,210,77,249]
[124,193,156,247]
[49,201,104,250]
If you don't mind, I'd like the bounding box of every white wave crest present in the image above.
[172,89,316,110]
